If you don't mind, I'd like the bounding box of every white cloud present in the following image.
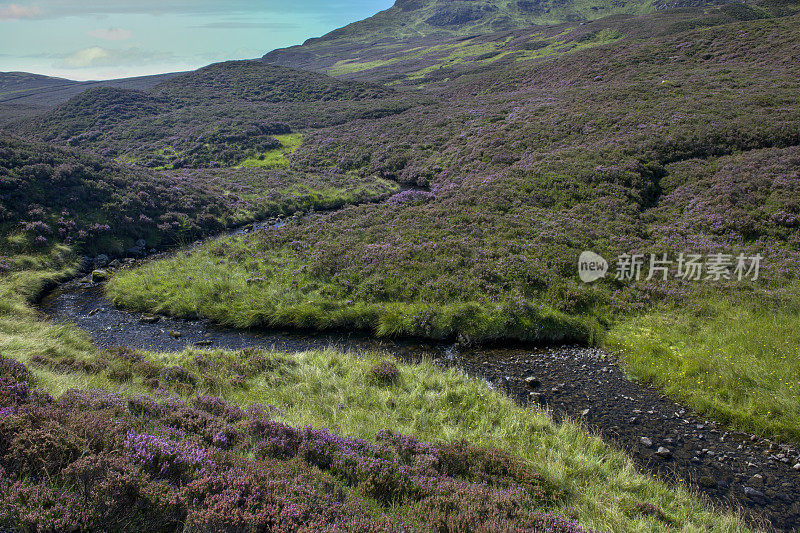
[88,27,132,40]
[59,46,172,69]
[0,3,41,19]
[62,47,110,67]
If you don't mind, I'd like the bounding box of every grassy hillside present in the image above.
[15,61,423,169]
[0,134,398,256]
[261,0,788,81]
[112,11,800,440]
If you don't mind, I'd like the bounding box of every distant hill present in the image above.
[150,61,393,104]
[14,61,423,169]
[262,0,761,75]
[0,71,185,125]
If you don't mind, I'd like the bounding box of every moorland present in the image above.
[2,0,800,530]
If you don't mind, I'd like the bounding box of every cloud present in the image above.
[59,46,172,69]
[0,3,41,19]
[88,27,132,40]
[13,0,293,17]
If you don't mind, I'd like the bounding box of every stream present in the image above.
[37,218,800,531]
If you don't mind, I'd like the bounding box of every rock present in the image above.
[640,437,653,448]
[94,254,109,267]
[655,447,672,459]
[108,259,122,269]
[194,340,213,347]
[91,269,109,282]
[580,408,590,417]
[743,486,765,499]
[793,463,800,472]
[524,376,541,389]
[698,476,717,488]
[168,330,182,339]
[140,314,160,324]
[748,474,764,487]
[528,392,543,403]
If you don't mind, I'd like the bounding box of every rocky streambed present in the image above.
[38,203,800,531]
[39,275,800,531]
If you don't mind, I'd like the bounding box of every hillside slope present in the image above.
[261,0,780,78]
[14,61,423,169]
[0,71,185,125]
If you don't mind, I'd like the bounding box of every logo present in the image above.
[578,251,608,283]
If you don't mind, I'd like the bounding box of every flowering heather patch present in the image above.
[112,14,800,344]
[0,134,397,255]
[0,353,595,532]
[370,361,400,384]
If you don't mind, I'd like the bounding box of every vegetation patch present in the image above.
[607,291,800,442]
[236,133,304,169]
[0,253,747,532]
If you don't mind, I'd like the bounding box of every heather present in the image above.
[1,353,601,532]
[0,340,749,532]
[17,61,425,170]
[0,133,398,255]
[110,13,800,440]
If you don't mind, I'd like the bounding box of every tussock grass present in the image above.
[608,291,800,443]
[17,343,753,532]
[106,239,599,345]
[0,252,750,532]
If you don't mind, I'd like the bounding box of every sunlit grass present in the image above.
[106,236,598,345]
[236,133,303,169]
[0,249,755,531]
[607,291,800,442]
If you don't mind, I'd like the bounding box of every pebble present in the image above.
[91,269,109,282]
[794,463,800,472]
[640,437,653,448]
[655,447,672,459]
[525,376,541,389]
[168,330,182,338]
[744,486,765,500]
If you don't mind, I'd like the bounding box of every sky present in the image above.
[0,0,394,80]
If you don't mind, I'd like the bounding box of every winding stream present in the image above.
[38,217,800,531]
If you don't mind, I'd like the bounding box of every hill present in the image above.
[0,134,397,256]
[112,6,800,406]
[261,0,779,78]
[14,61,422,169]
[0,71,184,125]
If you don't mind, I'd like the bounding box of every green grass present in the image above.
[106,236,599,345]
[235,133,303,169]
[0,249,756,531]
[607,291,800,442]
